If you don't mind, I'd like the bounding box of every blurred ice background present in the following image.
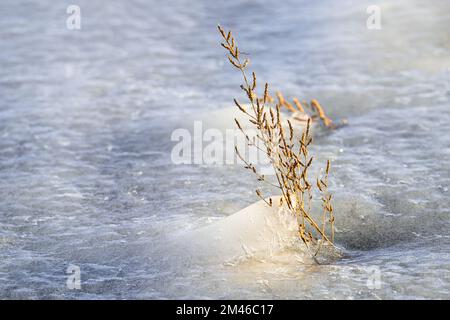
[0,0,449,299]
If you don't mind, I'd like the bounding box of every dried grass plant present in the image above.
[218,26,337,258]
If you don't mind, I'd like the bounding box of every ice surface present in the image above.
[0,0,449,299]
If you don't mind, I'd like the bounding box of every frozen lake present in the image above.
[0,0,449,299]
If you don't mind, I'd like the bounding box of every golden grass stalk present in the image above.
[218,25,337,258]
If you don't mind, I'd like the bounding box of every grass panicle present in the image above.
[218,25,337,259]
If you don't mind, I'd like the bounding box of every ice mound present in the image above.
[175,196,313,264]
